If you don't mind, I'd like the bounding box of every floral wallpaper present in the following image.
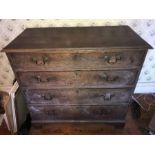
[0,19,155,93]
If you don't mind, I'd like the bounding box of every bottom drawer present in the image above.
[29,104,128,123]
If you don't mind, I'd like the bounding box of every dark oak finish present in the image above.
[3,26,152,51]
[8,50,146,71]
[2,26,152,126]
[29,104,128,123]
[24,88,131,105]
[17,70,137,88]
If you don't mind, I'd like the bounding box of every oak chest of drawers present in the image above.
[2,26,152,124]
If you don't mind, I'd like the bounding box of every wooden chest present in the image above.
[2,26,152,124]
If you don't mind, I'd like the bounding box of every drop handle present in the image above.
[73,54,81,61]
[100,73,108,81]
[109,56,116,64]
[44,109,56,115]
[31,56,50,65]
[104,93,112,101]
[103,55,121,64]
[98,74,117,81]
[42,94,53,100]
[32,75,57,82]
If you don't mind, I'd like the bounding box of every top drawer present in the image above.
[8,50,146,71]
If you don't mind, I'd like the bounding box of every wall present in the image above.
[0,19,155,93]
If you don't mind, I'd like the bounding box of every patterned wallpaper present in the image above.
[0,19,155,93]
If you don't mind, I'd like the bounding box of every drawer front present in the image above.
[17,71,77,87]
[29,104,128,122]
[77,70,137,88]
[24,89,131,105]
[9,50,146,71]
[18,70,137,88]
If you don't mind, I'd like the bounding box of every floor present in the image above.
[0,121,11,135]
[0,94,155,135]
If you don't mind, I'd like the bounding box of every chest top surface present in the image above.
[2,26,152,52]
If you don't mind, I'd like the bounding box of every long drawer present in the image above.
[17,70,137,88]
[24,88,131,105]
[29,104,128,122]
[8,50,146,71]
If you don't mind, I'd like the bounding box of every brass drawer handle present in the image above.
[42,94,53,100]
[32,75,57,82]
[98,93,113,101]
[98,74,117,81]
[73,54,81,61]
[103,55,121,64]
[44,109,56,115]
[104,93,112,101]
[31,56,50,65]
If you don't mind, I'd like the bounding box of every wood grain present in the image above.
[17,70,138,88]
[28,104,128,123]
[8,50,146,71]
[2,26,152,51]
[3,26,152,125]
[24,88,131,105]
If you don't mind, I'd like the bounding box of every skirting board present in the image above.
[134,82,155,94]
